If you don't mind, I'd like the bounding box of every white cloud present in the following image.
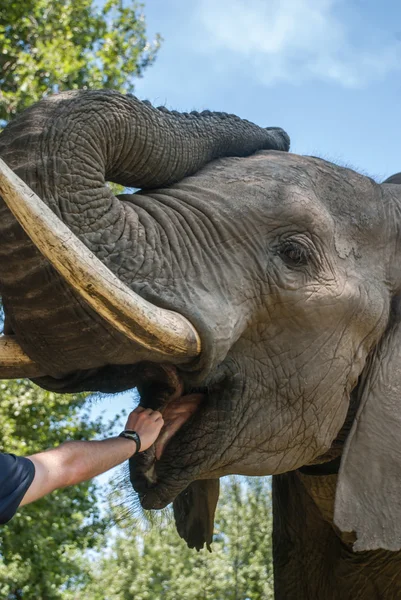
[196,0,401,87]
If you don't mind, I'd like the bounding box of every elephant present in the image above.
[0,90,401,599]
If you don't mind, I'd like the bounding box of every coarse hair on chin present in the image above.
[106,463,173,531]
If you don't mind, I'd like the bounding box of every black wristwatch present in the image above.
[119,429,141,455]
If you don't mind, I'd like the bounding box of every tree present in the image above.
[215,477,274,600]
[0,0,161,122]
[0,379,121,599]
[76,477,274,600]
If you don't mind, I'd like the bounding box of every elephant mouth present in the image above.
[129,363,217,509]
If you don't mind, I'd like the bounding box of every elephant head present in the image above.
[1,90,401,553]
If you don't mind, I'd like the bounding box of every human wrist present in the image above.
[115,434,138,460]
[118,429,141,455]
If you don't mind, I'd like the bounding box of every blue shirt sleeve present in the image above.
[0,453,35,524]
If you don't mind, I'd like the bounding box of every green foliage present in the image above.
[75,477,274,600]
[216,478,274,600]
[0,379,118,599]
[0,0,161,122]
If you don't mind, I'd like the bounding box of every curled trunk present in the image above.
[0,90,289,384]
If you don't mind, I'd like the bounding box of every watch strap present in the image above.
[119,429,141,454]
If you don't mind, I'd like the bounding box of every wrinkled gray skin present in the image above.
[1,91,401,598]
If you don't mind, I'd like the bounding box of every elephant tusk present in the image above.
[0,335,45,378]
[0,158,201,359]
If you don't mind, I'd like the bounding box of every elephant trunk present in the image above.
[0,90,289,380]
[0,90,289,228]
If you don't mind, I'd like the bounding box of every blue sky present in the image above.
[132,0,400,180]
[90,0,401,479]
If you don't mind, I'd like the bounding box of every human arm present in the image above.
[20,406,163,506]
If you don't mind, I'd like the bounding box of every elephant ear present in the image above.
[334,305,401,551]
[173,479,220,552]
[383,172,401,184]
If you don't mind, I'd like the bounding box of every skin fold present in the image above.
[1,91,401,598]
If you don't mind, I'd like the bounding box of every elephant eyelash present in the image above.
[277,240,312,267]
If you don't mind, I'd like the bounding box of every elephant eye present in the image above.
[278,241,310,267]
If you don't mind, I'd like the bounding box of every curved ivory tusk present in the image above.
[0,335,45,378]
[0,158,201,359]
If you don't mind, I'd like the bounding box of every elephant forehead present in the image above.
[184,151,386,247]
[177,152,329,219]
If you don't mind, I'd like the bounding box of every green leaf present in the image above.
[0,0,161,122]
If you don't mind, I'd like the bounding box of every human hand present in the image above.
[124,406,164,452]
